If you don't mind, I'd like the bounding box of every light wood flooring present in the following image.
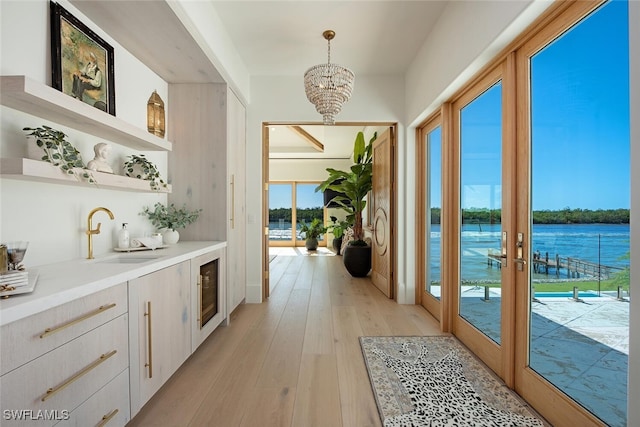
[128,252,444,427]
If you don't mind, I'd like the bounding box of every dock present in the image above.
[487,250,624,280]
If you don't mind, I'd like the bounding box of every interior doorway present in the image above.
[262,122,395,299]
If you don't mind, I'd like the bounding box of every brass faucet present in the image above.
[86,207,115,259]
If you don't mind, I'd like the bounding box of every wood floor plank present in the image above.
[239,386,296,427]
[302,303,335,354]
[333,305,383,427]
[255,289,310,388]
[291,354,343,427]
[188,327,277,426]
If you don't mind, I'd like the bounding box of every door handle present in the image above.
[513,232,527,270]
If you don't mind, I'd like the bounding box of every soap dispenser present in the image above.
[118,223,130,249]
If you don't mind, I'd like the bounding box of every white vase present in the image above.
[26,137,45,162]
[163,229,180,244]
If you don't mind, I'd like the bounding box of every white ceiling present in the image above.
[209,1,449,77]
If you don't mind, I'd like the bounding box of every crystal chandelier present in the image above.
[304,30,355,125]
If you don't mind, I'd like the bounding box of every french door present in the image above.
[445,1,629,426]
[451,61,515,381]
[513,2,629,426]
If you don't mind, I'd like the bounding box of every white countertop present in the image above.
[0,241,226,326]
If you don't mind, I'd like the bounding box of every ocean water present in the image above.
[428,223,630,282]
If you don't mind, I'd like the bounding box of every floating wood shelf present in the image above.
[0,158,172,193]
[0,75,172,152]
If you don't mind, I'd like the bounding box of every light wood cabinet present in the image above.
[55,369,130,427]
[226,88,247,312]
[128,261,191,413]
[0,313,129,427]
[1,282,127,376]
[168,84,247,319]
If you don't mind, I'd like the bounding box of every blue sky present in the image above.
[270,183,323,210]
[530,0,629,210]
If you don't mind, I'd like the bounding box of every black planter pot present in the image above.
[305,237,318,251]
[332,237,343,255]
[342,245,372,277]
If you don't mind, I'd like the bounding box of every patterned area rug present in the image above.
[360,336,545,427]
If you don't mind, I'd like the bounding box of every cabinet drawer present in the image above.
[1,283,127,375]
[55,369,130,427]
[0,315,128,427]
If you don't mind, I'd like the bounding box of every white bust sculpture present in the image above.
[87,142,113,173]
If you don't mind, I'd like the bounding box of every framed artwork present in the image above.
[50,1,116,115]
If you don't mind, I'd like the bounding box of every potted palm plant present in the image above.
[299,218,327,251]
[316,131,376,276]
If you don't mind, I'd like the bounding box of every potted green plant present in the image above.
[124,154,167,191]
[140,202,202,244]
[23,125,95,183]
[316,131,376,276]
[328,215,351,255]
[299,218,327,251]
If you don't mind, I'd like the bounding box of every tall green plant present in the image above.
[316,131,376,245]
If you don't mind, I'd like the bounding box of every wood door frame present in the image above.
[262,121,397,301]
[416,112,443,321]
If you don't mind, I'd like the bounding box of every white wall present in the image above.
[628,0,639,424]
[269,159,352,182]
[0,0,169,266]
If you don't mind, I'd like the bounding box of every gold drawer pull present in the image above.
[40,303,117,338]
[42,350,117,401]
[97,408,119,427]
[144,301,153,378]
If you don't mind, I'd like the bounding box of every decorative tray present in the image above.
[113,245,168,252]
[0,270,39,297]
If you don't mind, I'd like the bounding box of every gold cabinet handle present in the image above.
[40,303,117,338]
[42,350,117,401]
[97,409,119,427]
[144,301,153,378]
[197,275,202,326]
[230,174,235,229]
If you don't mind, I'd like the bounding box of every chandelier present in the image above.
[304,30,355,125]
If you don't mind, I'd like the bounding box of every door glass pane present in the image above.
[296,183,325,243]
[529,2,629,425]
[269,183,293,241]
[426,126,442,299]
[459,81,503,344]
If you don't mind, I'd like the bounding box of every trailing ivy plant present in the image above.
[123,154,167,191]
[23,125,95,183]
